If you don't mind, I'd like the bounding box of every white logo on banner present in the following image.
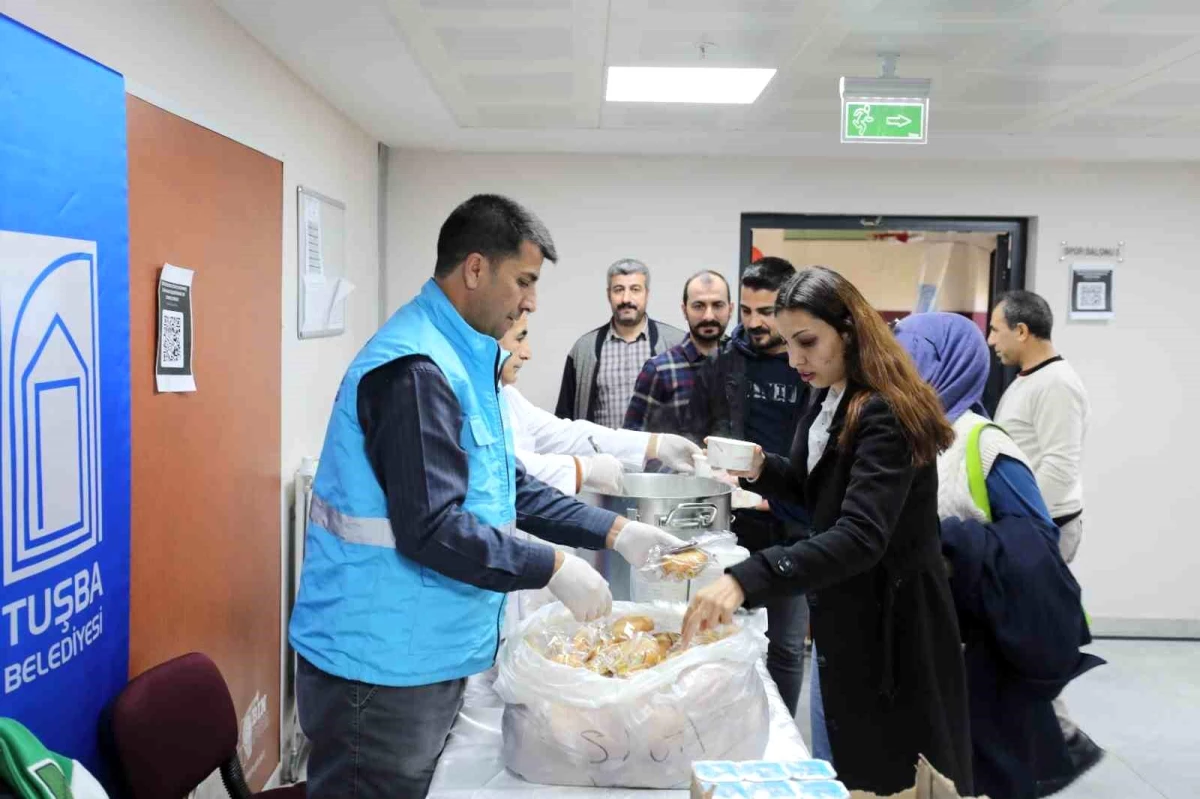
[0,231,102,586]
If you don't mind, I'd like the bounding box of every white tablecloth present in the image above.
[428,659,809,798]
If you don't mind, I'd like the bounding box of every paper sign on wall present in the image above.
[297,186,349,339]
[157,264,196,392]
[1069,263,1114,321]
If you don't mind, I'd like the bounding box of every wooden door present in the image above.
[126,95,283,789]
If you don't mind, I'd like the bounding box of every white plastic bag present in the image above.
[494,601,770,789]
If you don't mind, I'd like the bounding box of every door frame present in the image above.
[739,213,1029,411]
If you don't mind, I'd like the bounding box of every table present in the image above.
[428,660,809,798]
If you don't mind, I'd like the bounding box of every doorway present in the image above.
[740,214,1028,412]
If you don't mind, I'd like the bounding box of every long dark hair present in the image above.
[776,267,953,466]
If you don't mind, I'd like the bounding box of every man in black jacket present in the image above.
[686,256,813,716]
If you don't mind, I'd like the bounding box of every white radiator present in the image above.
[282,457,317,784]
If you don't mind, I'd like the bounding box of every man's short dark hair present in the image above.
[741,257,796,293]
[682,270,731,304]
[434,194,557,278]
[997,290,1054,340]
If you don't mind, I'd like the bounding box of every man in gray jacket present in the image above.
[555,259,685,426]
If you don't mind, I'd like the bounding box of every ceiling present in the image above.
[215,0,1200,159]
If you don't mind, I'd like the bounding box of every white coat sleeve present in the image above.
[515,447,578,495]
[503,385,651,471]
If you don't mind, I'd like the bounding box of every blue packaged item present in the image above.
[694,760,744,783]
[793,779,850,799]
[712,782,799,799]
[738,761,790,782]
[784,760,838,781]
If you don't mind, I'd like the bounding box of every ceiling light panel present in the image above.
[605,66,776,103]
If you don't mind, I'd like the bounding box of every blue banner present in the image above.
[0,14,131,774]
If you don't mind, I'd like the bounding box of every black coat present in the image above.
[729,385,974,795]
[941,514,1104,799]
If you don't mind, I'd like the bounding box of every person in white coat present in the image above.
[500,313,701,492]
[498,313,702,628]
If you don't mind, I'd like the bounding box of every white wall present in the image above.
[387,151,1200,630]
[1,0,380,486]
[1,0,380,786]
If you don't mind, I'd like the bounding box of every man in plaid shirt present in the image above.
[624,270,731,433]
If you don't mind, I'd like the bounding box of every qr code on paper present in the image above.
[160,309,185,368]
[1075,282,1107,311]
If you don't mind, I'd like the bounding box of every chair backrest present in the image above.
[110,652,238,799]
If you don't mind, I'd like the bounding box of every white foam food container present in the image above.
[706,436,758,471]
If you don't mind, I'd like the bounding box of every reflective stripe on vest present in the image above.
[311,493,520,549]
[310,495,394,548]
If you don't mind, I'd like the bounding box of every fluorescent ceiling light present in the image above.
[605,67,776,104]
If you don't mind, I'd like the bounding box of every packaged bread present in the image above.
[610,615,655,641]
[653,631,681,658]
[535,613,736,677]
[661,547,711,579]
[610,635,664,676]
[640,531,737,583]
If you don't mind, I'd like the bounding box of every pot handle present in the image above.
[658,502,719,530]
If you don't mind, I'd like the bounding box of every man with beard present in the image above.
[623,270,731,434]
[685,256,813,716]
[556,259,685,427]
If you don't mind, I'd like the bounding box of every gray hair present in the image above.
[607,258,650,289]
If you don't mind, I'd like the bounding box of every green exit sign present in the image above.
[842,100,928,144]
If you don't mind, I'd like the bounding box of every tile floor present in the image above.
[794,638,1200,798]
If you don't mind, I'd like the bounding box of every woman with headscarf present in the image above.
[894,312,1103,799]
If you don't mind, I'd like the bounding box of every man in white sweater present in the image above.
[988,290,1090,561]
[988,289,1103,788]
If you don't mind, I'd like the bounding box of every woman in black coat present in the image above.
[682,267,973,796]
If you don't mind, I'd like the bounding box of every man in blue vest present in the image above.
[289,194,685,799]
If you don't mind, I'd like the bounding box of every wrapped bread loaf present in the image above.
[610,615,655,641]
[660,547,711,579]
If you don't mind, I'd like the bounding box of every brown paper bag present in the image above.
[849,755,989,799]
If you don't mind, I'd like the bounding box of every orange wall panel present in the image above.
[126,95,283,790]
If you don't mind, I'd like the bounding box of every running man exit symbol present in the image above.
[842,101,927,143]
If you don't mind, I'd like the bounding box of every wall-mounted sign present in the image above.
[1069,263,1114,321]
[1060,241,1124,262]
[156,263,195,392]
[842,100,928,143]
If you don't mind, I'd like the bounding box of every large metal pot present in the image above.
[577,474,733,600]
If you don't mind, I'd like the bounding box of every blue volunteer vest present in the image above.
[288,279,516,686]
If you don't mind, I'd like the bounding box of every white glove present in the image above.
[653,434,702,473]
[732,487,764,509]
[546,553,612,622]
[711,468,740,488]
[612,521,688,568]
[579,454,625,494]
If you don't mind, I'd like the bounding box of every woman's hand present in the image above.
[681,575,746,646]
[704,438,765,482]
